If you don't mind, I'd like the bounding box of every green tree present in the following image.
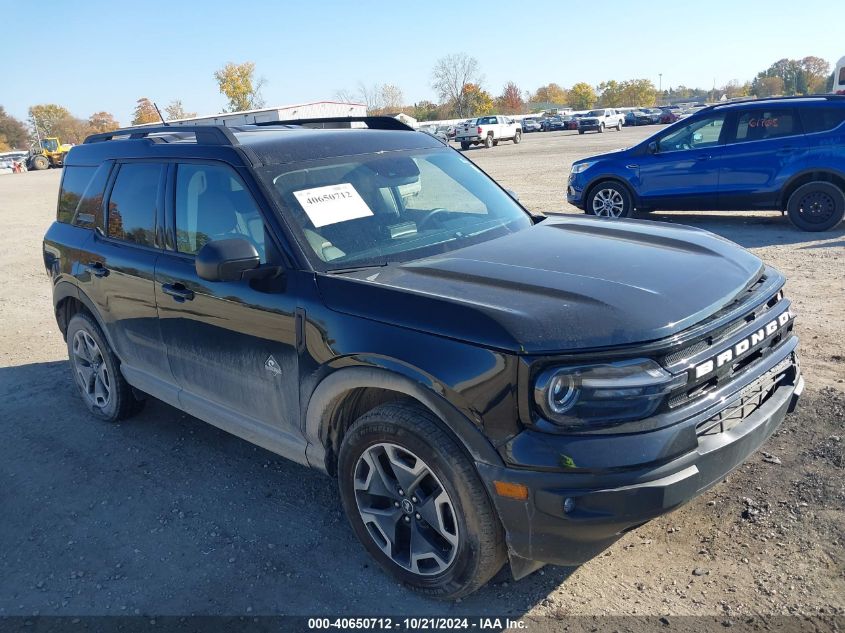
[412,100,440,122]
[132,98,160,125]
[164,100,196,121]
[0,106,29,149]
[214,61,266,112]
[531,83,568,105]
[87,111,120,135]
[496,81,525,114]
[569,82,597,110]
[597,80,623,107]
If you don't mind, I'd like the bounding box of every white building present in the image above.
[164,101,367,126]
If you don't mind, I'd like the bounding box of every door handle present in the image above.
[161,282,194,302]
[85,261,109,278]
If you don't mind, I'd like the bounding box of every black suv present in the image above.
[44,117,803,598]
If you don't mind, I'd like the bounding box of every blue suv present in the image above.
[567,96,845,231]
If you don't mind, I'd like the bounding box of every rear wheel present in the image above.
[66,313,145,422]
[337,402,506,599]
[616,120,622,131]
[786,181,845,231]
[513,131,522,144]
[484,135,494,149]
[586,181,635,218]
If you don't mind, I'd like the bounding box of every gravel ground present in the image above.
[0,127,842,621]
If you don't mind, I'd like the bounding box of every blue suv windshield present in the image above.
[258,149,532,271]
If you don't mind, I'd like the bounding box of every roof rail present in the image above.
[253,116,415,131]
[84,125,240,146]
[712,94,845,108]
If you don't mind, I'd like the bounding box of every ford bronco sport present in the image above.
[44,117,803,599]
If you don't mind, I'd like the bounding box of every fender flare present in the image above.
[54,282,117,352]
[303,366,505,474]
[778,168,845,209]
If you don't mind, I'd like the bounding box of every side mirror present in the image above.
[196,237,261,282]
[648,141,658,154]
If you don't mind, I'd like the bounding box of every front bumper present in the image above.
[476,351,802,571]
[567,171,587,207]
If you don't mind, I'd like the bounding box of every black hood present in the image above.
[315,217,764,354]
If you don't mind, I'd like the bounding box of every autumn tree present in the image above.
[431,53,483,118]
[412,100,440,122]
[131,98,160,125]
[28,104,91,144]
[462,83,494,116]
[164,100,196,121]
[496,81,525,114]
[531,83,568,105]
[751,76,785,98]
[87,111,119,135]
[214,61,266,112]
[569,82,597,110]
[720,80,751,99]
[754,56,830,95]
[0,106,29,150]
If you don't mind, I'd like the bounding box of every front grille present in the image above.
[695,355,794,437]
[662,275,794,410]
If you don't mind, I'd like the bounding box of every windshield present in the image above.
[587,110,605,117]
[258,149,532,271]
[41,139,59,152]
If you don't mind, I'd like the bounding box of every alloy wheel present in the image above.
[592,188,626,217]
[71,330,111,409]
[353,442,459,576]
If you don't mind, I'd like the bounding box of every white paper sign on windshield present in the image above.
[293,183,373,228]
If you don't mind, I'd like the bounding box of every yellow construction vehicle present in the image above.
[27,137,74,170]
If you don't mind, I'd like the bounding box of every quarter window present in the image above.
[57,166,95,224]
[106,163,162,247]
[800,107,845,134]
[733,109,798,142]
[174,163,267,260]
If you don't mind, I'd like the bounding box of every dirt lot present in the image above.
[0,127,843,623]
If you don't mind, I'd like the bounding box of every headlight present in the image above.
[533,359,685,430]
[570,162,594,174]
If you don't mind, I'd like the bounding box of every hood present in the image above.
[574,147,629,165]
[315,217,764,354]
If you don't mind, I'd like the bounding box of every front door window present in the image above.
[658,114,726,153]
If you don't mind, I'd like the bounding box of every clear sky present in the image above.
[3,0,843,125]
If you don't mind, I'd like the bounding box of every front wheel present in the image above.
[586,181,635,218]
[30,155,49,170]
[513,131,522,144]
[337,402,506,599]
[616,121,622,131]
[599,123,605,133]
[786,182,845,231]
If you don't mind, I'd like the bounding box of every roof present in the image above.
[70,118,444,168]
[710,95,845,111]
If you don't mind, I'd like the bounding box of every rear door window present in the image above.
[106,163,163,247]
[732,109,800,143]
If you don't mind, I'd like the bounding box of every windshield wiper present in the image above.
[325,263,389,275]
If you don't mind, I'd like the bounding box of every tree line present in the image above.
[0,55,834,151]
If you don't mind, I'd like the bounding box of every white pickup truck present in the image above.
[455,115,522,149]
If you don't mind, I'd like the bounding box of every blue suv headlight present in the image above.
[570,162,594,175]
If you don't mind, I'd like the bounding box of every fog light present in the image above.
[563,497,575,514]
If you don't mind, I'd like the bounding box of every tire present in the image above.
[337,402,506,600]
[586,181,635,218]
[578,129,585,135]
[786,181,845,231]
[599,123,605,133]
[66,312,145,422]
[513,131,522,144]
[616,121,622,131]
[493,140,499,146]
[460,142,469,150]
[484,135,494,149]
[30,155,49,170]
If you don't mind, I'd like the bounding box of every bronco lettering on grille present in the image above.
[693,310,793,380]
